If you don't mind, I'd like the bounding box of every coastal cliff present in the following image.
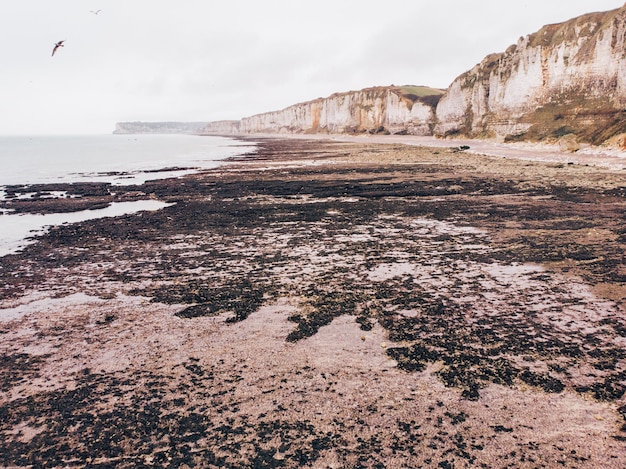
[435,4,626,145]
[199,4,626,147]
[114,121,208,134]
[204,86,444,136]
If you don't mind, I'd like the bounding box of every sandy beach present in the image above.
[1,137,625,468]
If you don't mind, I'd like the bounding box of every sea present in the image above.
[0,134,253,256]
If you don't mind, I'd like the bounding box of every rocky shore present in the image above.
[1,138,625,468]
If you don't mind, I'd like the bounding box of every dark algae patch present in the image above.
[0,353,48,392]
[0,369,343,468]
[143,279,268,322]
[0,138,625,467]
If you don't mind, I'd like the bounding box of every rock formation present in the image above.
[114,121,209,134]
[435,3,626,145]
[198,120,241,135]
[204,87,444,136]
[163,4,626,147]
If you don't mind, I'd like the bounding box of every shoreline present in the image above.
[0,133,251,187]
[0,200,172,257]
[1,138,625,467]
[0,134,254,257]
[210,132,626,170]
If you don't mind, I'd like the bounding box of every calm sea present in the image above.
[0,134,254,255]
[0,134,252,186]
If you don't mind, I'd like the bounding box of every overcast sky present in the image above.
[1,1,624,135]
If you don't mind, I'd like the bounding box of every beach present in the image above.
[1,137,625,468]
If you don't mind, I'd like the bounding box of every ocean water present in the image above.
[0,134,253,255]
[0,200,173,256]
[0,134,252,186]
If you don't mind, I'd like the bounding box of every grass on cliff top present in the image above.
[398,86,444,97]
[396,86,445,108]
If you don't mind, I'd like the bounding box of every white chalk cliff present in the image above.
[199,4,626,146]
[435,3,626,144]
[204,87,443,136]
[114,122,208,134]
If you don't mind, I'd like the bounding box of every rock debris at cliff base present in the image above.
[1,138,625,468]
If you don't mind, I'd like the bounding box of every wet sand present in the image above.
[0,138,625,468]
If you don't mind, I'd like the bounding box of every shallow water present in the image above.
[0,200,172,256]
[0,134,252,255]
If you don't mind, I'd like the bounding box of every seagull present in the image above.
[90,9,102,15]
[52,40,64,57]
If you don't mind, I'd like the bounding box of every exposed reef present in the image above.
[1,138,625,467]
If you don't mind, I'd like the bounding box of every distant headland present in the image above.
[113,121,208,135]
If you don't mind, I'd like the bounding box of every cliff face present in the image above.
[204,87,443,136]
[196,120,240,135]
[114,122,208,134]
[435,4,626,145]
[204,5,626,146]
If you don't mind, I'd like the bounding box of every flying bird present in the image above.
[52,40,64,57]
[90,9,102,15]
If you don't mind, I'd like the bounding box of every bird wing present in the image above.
[52,41,64,56]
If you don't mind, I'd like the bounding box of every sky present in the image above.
[0,1,624,135]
